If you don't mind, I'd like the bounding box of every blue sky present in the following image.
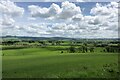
[14,2,109,25]
[0,0,118,38]
[16,2,110,16]
[10,0,119,2]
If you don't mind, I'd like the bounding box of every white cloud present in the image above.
[2,15,15,26]
[90,2,118,16]
[28,17,36,20]
[27,1,118,38]
[49,3,61,15]
[0,0,24,17]
[0,18,2,35]
[20,23,50,35]
[84,16,101,25]
[58,1,81,19]
[86,2,118,38]
[0,0,25,36]
[29,1,82,19]
[28,5,49,18]
[52,23,80,31]
[28,3,61,18]
[89,2,118,27]
[72,14,83,21]
[1,1,118,38]
[52,23,66,30]
[108,2,118,8]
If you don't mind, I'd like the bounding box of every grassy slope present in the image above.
[2,47,118,78]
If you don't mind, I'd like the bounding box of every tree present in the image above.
[93,42,97,47]
[105,46,111,52]
[81,45,86,53]
[78,45,87,53]
[69,46,76,53]
[105,46,115,53]
[56,41,61,45]
[83,43,87,46]
[89,47,94,52]
[61,51,63,53]
[78,46,83,53]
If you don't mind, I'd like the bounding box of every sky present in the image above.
[0,0,119,38]
[10,0,120,2]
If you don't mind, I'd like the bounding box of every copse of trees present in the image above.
[56,41,61,45]
[104,45,120,53]
[48,40,61,46]
[78,45,87,53]
[68,43,95,53]
[2,41,20,45]
[83,43,87,46]
[109,41,120,44]
[96,43,108,47]
[78,46,95,53]
[38,41,45,44]
[89,47,94,52]
[28,40,35,43]
[68,46,76,53]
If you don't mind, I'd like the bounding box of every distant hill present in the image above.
[1,36,75,41]
[1,36,119,41]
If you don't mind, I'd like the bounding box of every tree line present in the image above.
[68,45,94,53]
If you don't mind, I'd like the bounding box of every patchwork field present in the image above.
[2,46,119,78]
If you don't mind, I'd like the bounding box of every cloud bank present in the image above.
[0,0,119,38]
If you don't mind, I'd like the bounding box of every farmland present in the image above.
[1,36,120,78]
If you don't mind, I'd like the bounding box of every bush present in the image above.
[61,51,63,53]
[89,47,94,52]
[68,46,76,53]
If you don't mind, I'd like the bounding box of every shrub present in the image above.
[68,46,76,53]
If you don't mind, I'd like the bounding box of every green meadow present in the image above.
[2,46,119,78]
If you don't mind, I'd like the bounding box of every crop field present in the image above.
[2,45,119,78]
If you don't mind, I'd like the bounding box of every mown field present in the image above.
[2,46,119,78]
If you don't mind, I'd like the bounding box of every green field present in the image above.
[2,46,119,78]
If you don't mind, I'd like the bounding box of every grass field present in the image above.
[2,46,119,78]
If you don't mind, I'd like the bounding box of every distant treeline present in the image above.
[1,39,120,53]
[67,44,120,53]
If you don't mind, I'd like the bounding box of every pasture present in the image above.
[2,46,119,78]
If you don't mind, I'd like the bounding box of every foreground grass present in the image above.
[2,47,119,78]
